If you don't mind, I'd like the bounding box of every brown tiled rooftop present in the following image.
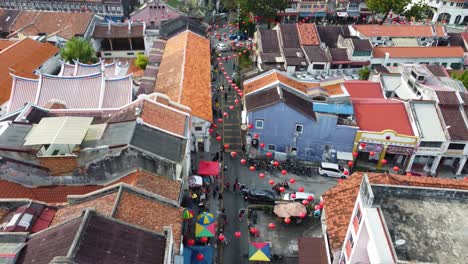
[353,24,446,38]
[11,10,94,40]
[92,23,145,39]
[438,105,468,141]
[122,170,182,201]
[373,46,464,58]
[0,38,59,104]
[322,172,468,251]
[244,71,319,94]
[154,30,212,122]
[436,91,460,105]
[297,23,320,46]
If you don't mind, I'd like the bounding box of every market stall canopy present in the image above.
[195,222,216,237]
[188,175,203,187]
[197,212,215,225]
[249,242,271,262]
[274,203,307,218]
[197,161,220,176]
[182,209,194,220]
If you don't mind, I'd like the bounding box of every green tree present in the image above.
[451,71,468,88]
[60,37,97,64]
[221,0,288,25]
[358,67,370,80]
[366,0,410,25]
[134,53,149,70]
[404,1,430,21]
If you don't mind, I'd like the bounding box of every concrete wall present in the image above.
[247,102,357,161]
[100,49,145,58]
[38,156,78,175]
[371,57,464,69]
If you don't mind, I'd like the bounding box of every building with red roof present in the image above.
[343,81,384,99]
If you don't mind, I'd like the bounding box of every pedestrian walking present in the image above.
[238,209,245,221]
[224,92,227,102]
[218,192,223,200]
[225,182,230,191]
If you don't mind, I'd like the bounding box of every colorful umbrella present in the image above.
[182,209,194,220]
[249,242,271,262]
[195,222,216,237]
[197,212,215,225]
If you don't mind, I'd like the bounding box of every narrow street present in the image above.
[210,19,338,264]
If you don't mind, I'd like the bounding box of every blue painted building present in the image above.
[245,87,358,161]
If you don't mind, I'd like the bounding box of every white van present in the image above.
[283,192,314,202]
[318,162,349,178]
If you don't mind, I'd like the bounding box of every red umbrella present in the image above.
[259,173,265,179]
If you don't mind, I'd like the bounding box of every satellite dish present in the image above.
[395,239,406,246]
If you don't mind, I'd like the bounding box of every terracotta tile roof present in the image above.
[140,100,187,136]
[244,71,319,94]
[92,22,145,39]
[11,10,94,40]
[0,39,16,51]
[353,24,446,38]
[343,81,384,99]
[297,23,320,46]
[353,99,414,135]
[322,172,468,251]
[0,38,58,104]
[155,30,212,122]
[438,105,468,141]
[51,192,118,226]
[120,170,182,201]
[323,83,346,96]
[114,191,183,253]
[373,46,464,58]
[436,91,461,105]
[298,237,327,264]
[0,179,101,204]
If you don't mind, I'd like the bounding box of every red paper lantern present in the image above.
[213,124,217,128]
[224,144,229,149]
[238,92,243,97]
[240,159,247,165]
[298,187,304,192]
[216,136,222,141]
[259,173,265,179]
[299,212,306,219]
[289,178,296,184]
[201,237,208,243]
[268,222,276,229]
[273,161,279,167]
[250,227,257,234]
[302,200,309,206]
[268,180,275,185]
[266,152,273,158]
[229,105,234,110]
[291,193,296,199]
[352,152,358,157]
[254,134,259,139]
[314,205,320,211]
[197,253,204,261]
[347,161,353,167]
[248,123,253,129]
[217,118,223,123]
[218,234,225,241]
[187,239,195,246]
[259,142,265,148]
[343,170,349,176]
[234,231,241,238]
[234,99,239,104]
[369,151,375,156]
[360,143,366,148]
[221,67,225,71]
[393,166,399,172]
[208,128,214,134]
[307,195,314,201]
[249,166,256,171]
[284,217,291,224]
[319,201,324,209]
[231,151,237,157]
[243,49,248,54]
[281,170,287,175]
[223,112,228,117]
[279,186,285,192]
[381,159,387,165]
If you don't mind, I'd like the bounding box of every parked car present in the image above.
[216,43,228,52]
[229,33,248,41]
[283,192,314,202]
[318,162,349,179]
[245,189,277,204]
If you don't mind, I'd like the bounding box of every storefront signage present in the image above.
[360,143,383,153]
[386,145,414,155]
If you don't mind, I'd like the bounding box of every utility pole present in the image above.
[237,3,241,34]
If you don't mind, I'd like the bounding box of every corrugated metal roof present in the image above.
[313,102,354,115]
[412,103,446,142]
[24,117,93,145]
[83,124,107,142]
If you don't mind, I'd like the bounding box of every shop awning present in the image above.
[337,12,348,17]
[197,161,220,176]
[312,12,327,18]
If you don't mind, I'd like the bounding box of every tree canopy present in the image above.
[134,53,149,70]
[451,71,468,88]
[221,0,288,23]
[366,0,411,24]
[404,1,431,22]
[60,37,97,64]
